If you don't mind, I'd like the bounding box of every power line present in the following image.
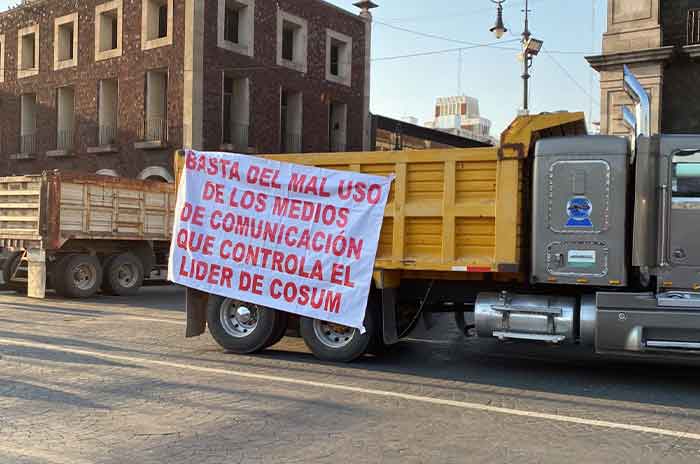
[544,49,600,107]
[374,20,593,55]
[378,0,542,23]
[374,20,525,51]
[372,41,521,62]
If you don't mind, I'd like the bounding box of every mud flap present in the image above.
[381,287,399,345]
[186,288,209,337]
[27,248,45,299]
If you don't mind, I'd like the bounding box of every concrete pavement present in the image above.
[1,286,700,463]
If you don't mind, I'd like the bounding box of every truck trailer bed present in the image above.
[262,112,587,278]
[0,172,175,250]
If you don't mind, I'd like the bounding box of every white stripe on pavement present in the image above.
[0,445,93,464]
[1,337,699,442]
[114,315,185,325]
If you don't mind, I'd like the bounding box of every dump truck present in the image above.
[177,67,700,363]
[0,172,175,298]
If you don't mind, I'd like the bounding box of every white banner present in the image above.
[168,151,393,331]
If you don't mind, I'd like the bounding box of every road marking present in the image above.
[0,444,92,464]
[115,315,184,325]
[0,304,184,326]
[2,338,700,442]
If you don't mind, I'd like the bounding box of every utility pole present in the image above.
[354,1,378,151]
[521,0,531,113]
[490,0,543,114]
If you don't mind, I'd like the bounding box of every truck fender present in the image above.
[186,288,209,337]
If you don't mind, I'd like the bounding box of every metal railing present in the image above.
[282,132,302,153]
[139,117,168,143]
[20,133,38,155]
[56,128,74,151]
[688,9,700,45]
[99,124,117,146]
[223,122,249,152]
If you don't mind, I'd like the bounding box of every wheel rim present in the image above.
[313,319,357,349]
[116,262,139,288]
[220,299,260,338]
[72,263,97,291]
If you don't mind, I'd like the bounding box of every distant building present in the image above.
[587,0,700,135]
[0,0,371,179]
[429,96,497,145]
[371,114,491,151]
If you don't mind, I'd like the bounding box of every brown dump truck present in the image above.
[0,172,175,298]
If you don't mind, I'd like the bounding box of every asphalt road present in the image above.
[1,286,700,464]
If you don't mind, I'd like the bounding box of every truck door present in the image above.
[669,150,700,268]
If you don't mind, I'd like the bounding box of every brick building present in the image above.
[0,0,371,181]
[587,0,700,136]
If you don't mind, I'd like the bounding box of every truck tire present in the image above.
[102,253,144,296]
[50,255,69,294]
[0,252,22,289]
[55,254,103,299]
[263,311,290,349]
[300,310,376,363]
[207,296,286,354]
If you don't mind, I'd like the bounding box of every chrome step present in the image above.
[493,331,566,344]
[657,292,700,309]
[646,340,700,350]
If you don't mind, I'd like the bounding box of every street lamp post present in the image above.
[490,0,543,114]
[489,0,508,39]
[521,0,531,113]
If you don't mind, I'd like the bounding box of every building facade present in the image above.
[426,95,496,145]
[0,0,369,180]
[587,0,700,136]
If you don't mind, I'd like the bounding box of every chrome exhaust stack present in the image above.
[621,106,637,134]
[622,64,651,137]
[622,105,637,152]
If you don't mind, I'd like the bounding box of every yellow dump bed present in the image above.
[175,112,585,277]
[266,113,586,276]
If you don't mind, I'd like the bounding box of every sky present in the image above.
[329,0,607,134]
[0,0,607,135]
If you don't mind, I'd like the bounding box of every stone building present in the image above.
[587,0,700,136]
[427,95,496,146]
[0,0,371,181]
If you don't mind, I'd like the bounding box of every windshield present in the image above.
[672,151,700,202]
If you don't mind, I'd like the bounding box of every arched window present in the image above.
[137,166,174,183]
